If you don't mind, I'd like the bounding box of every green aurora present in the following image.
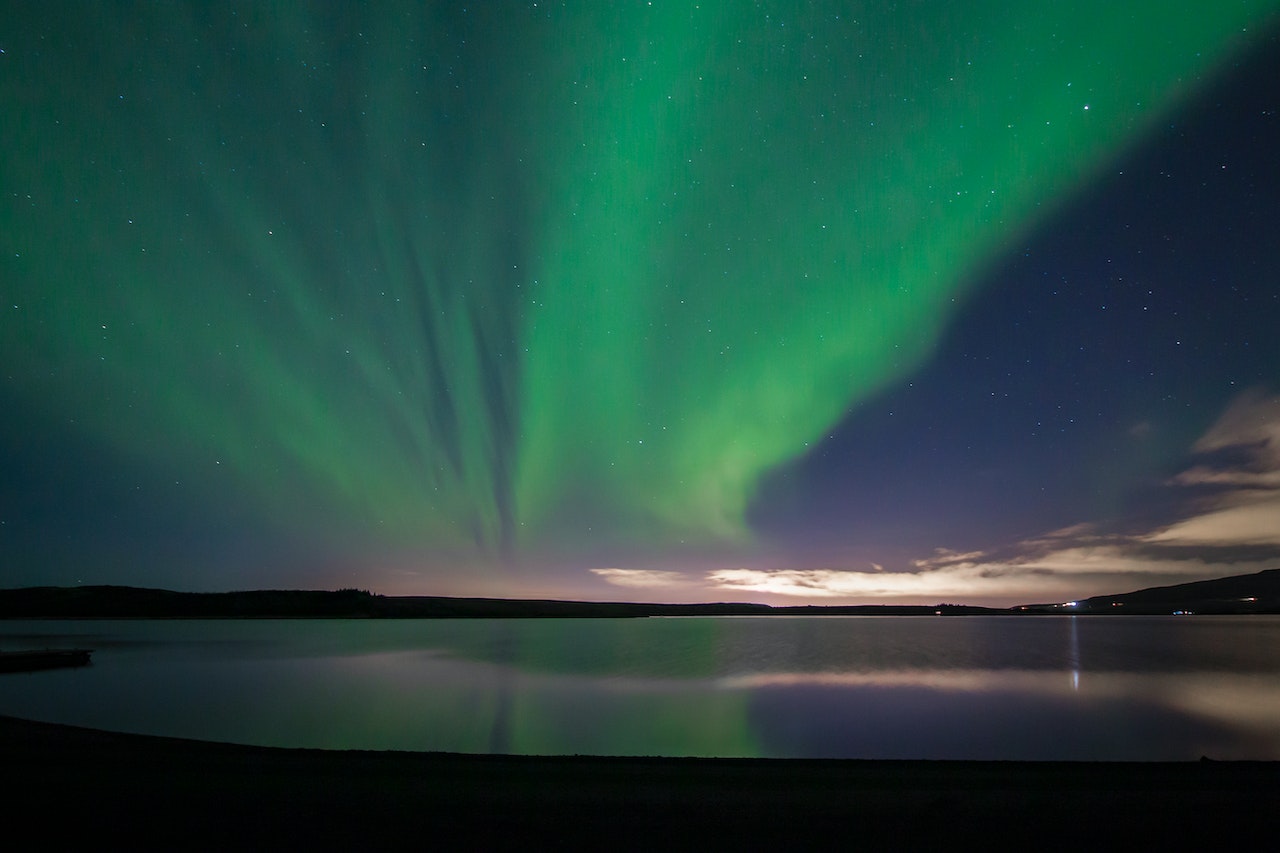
[4,2,1278,588]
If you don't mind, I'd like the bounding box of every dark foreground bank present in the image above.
[3,716,1276,850]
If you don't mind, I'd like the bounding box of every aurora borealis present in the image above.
[4,2,1280,604]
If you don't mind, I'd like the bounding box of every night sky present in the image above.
[4,2,1279,605]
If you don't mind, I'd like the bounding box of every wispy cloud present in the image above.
[911,548,990,571]
[1141,493,1280,547]
[1188,388,1280,459]
[1143,389,1280,547]
[719,566,978,600]
[590,568,694,589]
[705,546,1238,603]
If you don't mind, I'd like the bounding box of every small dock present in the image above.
[0,649,93,673]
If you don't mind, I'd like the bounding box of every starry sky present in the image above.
[4,2,1280,606]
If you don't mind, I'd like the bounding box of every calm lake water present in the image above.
[2,616,1279,760]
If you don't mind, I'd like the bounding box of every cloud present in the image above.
[590,568,693,589]
[1189,389,1280,459]
[707,565,1012,600]
[1141,492,1280,547]
[1145,390,1280,546]
[1169,391,1280,490]
[911,548,989,571]
[707,389,1280,604]
[1171,467,1280,488]
[969,390,1280,592]
[706,543,1237,603]
[1035,522,1103,542]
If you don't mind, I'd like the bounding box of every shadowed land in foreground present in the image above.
[3,715,1275,849]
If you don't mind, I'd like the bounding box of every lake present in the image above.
[2,616,1278,760]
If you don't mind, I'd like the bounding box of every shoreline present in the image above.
[4,714,1276,848]
[5,570,1278,618]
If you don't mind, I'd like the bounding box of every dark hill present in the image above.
[1018,568,1280,615]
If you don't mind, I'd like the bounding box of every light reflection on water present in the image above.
[1,616,1278,760]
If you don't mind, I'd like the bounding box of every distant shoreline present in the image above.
[0,586,1006,619]
[2,568,1279,618]
[3,713,1275,847]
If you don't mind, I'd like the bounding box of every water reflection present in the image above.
[724,668,1280,760]
[1069,615,1080,690]
[2,617,1279,760]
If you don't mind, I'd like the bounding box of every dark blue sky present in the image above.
[755,41,1280,559]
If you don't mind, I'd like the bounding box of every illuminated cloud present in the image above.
[944,391,1280,598]
[705,545,1231,604]
[911,548,991,571]
[969,391,1280,595]
[1142,493,1280,547]
[1034,523,1105,543]
[1170,392,1280,490]
[1188,389,1280,459]
[591,568,694,589]
[709,390,1280,604]
[707,563,1066,601]
[1146,390,1280,546]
